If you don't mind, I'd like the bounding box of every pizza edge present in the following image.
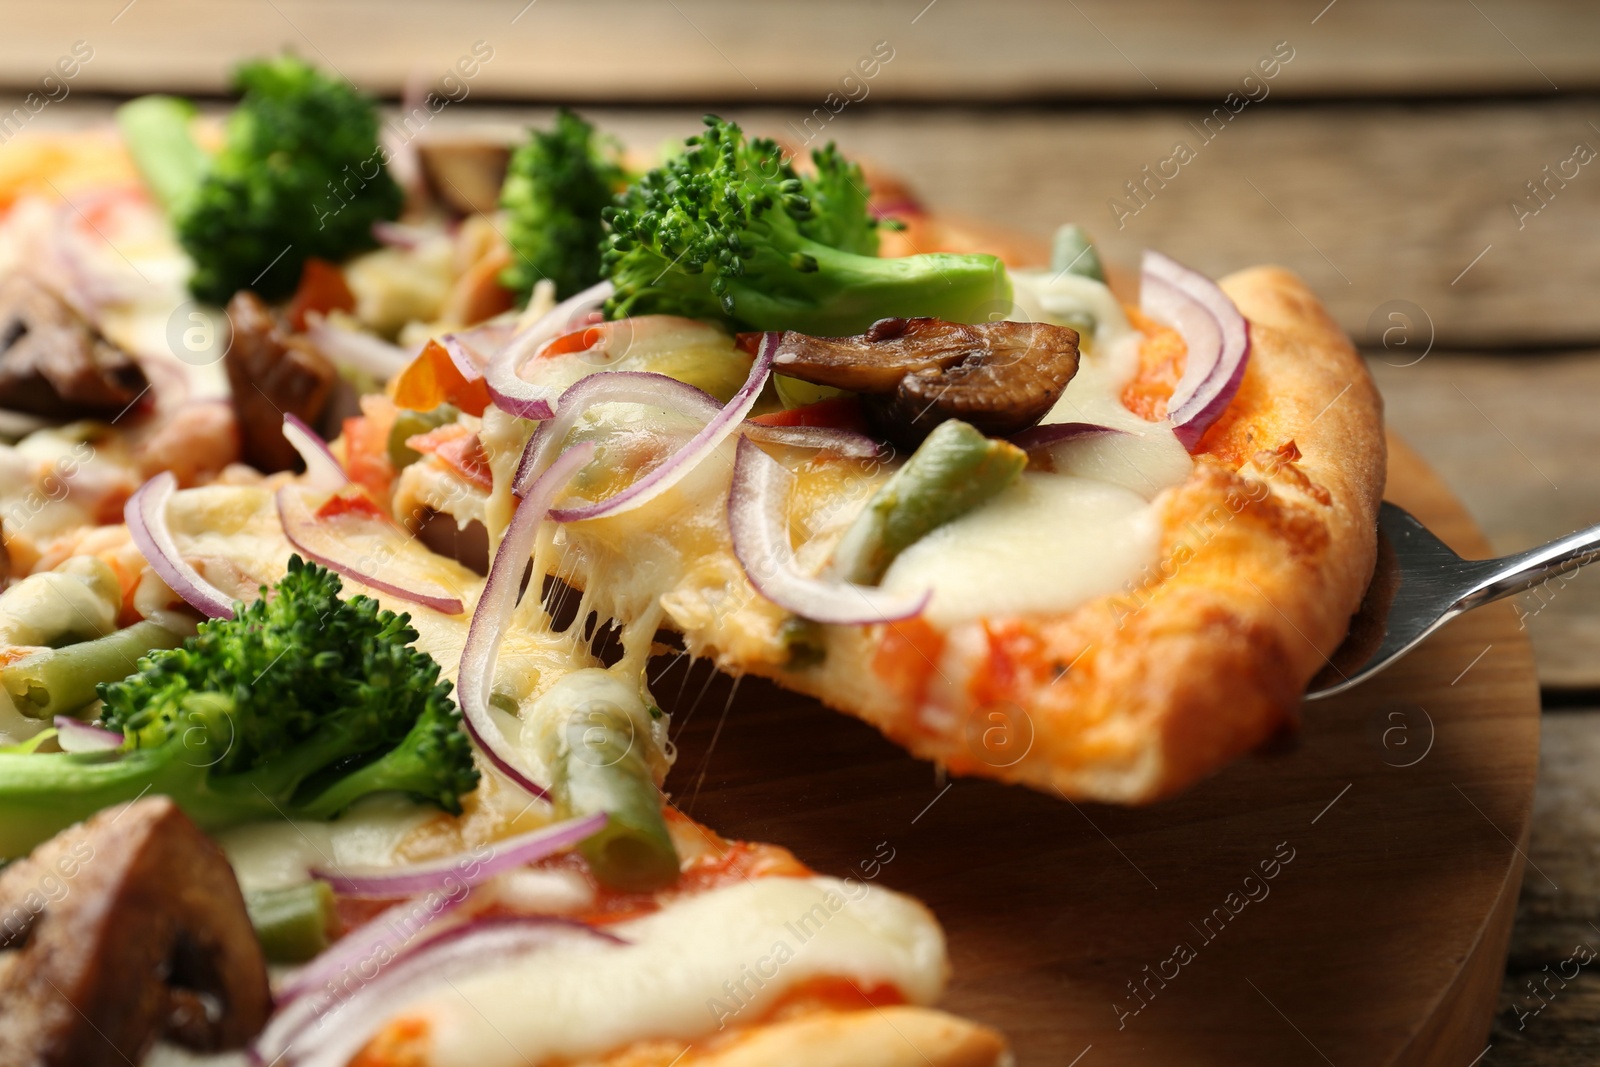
[743,264,1384,804]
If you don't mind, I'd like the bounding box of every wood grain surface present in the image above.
[1,0,1594,101]
[1369,355,1600,690]
[664,436,1540,1065]
[1490,710,1600,1064]
[430,103,1600,349]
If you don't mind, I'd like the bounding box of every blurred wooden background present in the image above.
[3,1,1599,1060]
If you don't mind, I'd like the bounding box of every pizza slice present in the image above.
[374,117,1383,805]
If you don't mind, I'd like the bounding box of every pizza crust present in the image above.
[581,1007,1010,1067]
[761,265,1384,803]
[679,1006,1010,1067]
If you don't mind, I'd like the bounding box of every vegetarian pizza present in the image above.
[0,55,1381,1065]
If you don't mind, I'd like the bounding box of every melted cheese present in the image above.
[219,796,436,893]
[385,876,945,1067]
[882,472,1160,627]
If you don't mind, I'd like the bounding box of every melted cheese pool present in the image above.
[293,875,945,1067]
[881,472,1160,627]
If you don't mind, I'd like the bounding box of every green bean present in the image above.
[832,419,1026,586]
[388,404,460,469]
[245,881,339,962]
[551,702,681,893]
[1050,223,1106,283]
[780,616,827,669]
[1,621,184,719]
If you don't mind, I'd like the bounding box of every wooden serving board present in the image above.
[661,434,1540,1065]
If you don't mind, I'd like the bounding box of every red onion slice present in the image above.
[512,370,688,495]
[515,334,776,522]
[311,812,606,898]
[281,414,348,493]
[486,280,614,420]
[304,313,413,381]
[54,716,123,753]
[728,437,930,625]
[458,441,598,801]
[276,487,466,615]
[1009,422,1127,451]
[125,472,236,620]
[744,423,881,458]
[439,324,509,379]
[272,891,471,1009]
[509,364,875,501]
[1139,251,1250,450]
[260,914,621,1067]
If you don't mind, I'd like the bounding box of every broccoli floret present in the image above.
[119,56,402,305]
[0,557,478,860]
[500,109,627,304]
[600,116,1011,335]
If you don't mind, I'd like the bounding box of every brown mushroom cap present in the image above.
[0,275,149,420]
[764,316,1080,450]
[0,796,271,1067]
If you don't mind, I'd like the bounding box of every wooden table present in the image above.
[4,3,1598,1060]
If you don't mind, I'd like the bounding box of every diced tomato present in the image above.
[1120,304,1187,421]
[315,487,388,522]
[541,325,607,358]
[341,409,397,502]
[404,423,468,454]
[408,423,494,491]
[333,895,394,936]
[348,1016,430,1067]
[435,435,494,490]
[872,616,945,716]
[675,840,770,895]
[748,396,869,433]
[286,257,357,332]
[391,339,491,417]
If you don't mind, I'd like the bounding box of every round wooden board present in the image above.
[660,433,1540,1065]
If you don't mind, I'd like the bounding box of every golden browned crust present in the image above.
[759,266,1384,803]
[580,1007,1010,1067]
[677,1006,1010,1067]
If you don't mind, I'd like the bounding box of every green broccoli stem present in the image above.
[115,96,210,215]
[0,729,436,861]
[291,716,463,820]
[723,239,1012,336]
[0,746,265,860]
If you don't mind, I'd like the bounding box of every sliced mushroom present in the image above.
[0,796,271,1067]
[0,275,149,420]
[416,137,512,216]
[225,290,336,473]
[763,317,1080,449]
